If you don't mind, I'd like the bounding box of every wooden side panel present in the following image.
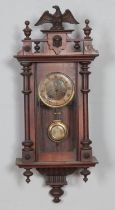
[29,64,36,150]
[77,63,84,160]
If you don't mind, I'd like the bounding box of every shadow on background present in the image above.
[5,25,25,185]
[90,27,115,181]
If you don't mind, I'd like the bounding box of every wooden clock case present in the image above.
[15,6,99,203]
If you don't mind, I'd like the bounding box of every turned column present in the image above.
[20,62,34,183]
[79,61,92,182]
[80,19,94,163]
[21,62,35,162]
[80,61,92,160]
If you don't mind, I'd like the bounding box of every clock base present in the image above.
[16,157,98,202]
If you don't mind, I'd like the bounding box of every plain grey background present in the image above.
[0,0,115,209]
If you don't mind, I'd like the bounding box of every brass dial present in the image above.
[48,120,68,142]
[38,72,74,108]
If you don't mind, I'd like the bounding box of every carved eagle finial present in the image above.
[35,5,79,30]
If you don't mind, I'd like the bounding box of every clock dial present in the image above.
[38,72,74,108]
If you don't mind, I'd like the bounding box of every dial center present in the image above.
[46,79,66,100]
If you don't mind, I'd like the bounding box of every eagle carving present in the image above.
[35,5,79,30]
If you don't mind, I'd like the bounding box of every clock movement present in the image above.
[15,5,99,203]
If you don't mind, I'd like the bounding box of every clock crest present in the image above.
[15,6,99,203]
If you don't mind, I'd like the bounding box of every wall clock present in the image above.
[15,5,99,203]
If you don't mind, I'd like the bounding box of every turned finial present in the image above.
[23,20,32,40]
[83,19,92,40]
[34,41,40,53]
